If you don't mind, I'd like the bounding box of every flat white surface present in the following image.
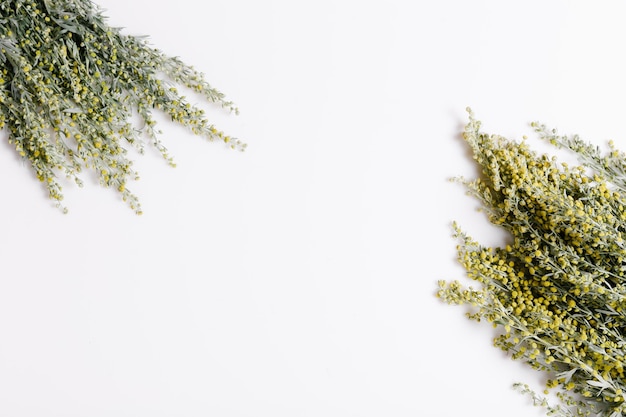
[2,1,626,416]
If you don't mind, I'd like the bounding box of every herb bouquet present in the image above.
[0,0,244,214]
[438,109,626,417]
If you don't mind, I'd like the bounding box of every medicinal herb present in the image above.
[0,0,245,214]
[438,109,626,417]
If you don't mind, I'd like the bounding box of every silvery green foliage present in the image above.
[439,109,626,417]
[0,0,244,213]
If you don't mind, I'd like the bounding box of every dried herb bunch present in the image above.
[0,0,244,213]
[438,109,626,417]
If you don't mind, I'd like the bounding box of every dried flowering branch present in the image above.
[438,108,626,417]
[0,0,245,214]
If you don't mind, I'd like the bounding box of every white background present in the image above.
[1,1,626,416]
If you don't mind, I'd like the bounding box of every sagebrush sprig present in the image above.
[0,0,245,214]
[438,108,626,417]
